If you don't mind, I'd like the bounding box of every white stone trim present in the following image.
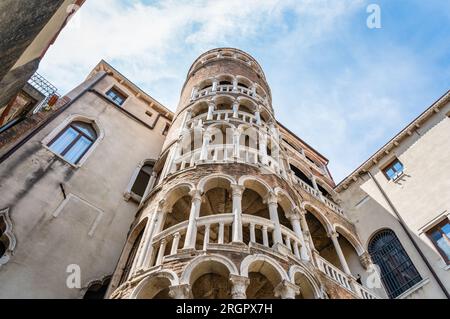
[396,278,430,299]
[41,113,105,168]
[0,208,16,268]
[52,193,104,237]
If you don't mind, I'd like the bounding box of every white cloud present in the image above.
[39,0,445,182]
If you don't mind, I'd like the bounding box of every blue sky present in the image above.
[39,0,450,182]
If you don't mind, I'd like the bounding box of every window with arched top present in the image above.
[0,208,16,267]
[368,229,422,298]
[120,228,144,285]
[48,121,97,165]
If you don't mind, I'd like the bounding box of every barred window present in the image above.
[368,229,422,298]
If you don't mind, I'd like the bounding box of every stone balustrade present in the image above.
[291,174,345,216]
[192,84,268,106]
[171,145,286,178]
[314,252,379,299]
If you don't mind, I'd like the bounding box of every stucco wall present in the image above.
[338,101,450,299]
[0,74,167,298]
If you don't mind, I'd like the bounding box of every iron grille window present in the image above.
[368,229,422,298]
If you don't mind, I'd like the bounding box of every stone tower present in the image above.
[108,48,380,299]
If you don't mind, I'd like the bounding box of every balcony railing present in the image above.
[192,84,268,106]
[314,252,379,299]
[186,110,268,131]
[148,213,378,299]
[291,174,345,216]
[150,214,303,265]
[172,145,286,178]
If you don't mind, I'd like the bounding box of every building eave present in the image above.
[335,89,450,192]
[89,60,174,121]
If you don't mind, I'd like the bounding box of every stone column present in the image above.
[200,132,211,161]
[299,209,315,251]
[230,275,250,299]
[233,128,240,159]
[330,231,352,276]
[258,131,268,165]
[170,232,181,255]
[255,108,261,125]
[232,79,238,92]
[169,284,191,299]
[266,193,283,245]
[251,83,257,96]
[288,211,310,261]
[206,101,215,120]
[141,172,157,204]
[191,86,198,100]
[212,79,219,92]
[232,100,239,118]
[231,184,245,243]
[274,280,300,299]
[141,200,165,268]
[183,190,202,249]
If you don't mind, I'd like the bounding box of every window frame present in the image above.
[368,229,422,299]
[105,86,128,107]
[124,160,156,202]
[48,121,97,165]
[382,158,404,181]
[425,218,450,265]
[42,115,103,168]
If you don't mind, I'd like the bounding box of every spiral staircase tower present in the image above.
[108,48,380,300]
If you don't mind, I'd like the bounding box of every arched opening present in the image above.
[135,276,172,299]
[368,229,422,298]
[245,259,284,299]
[290,164,313,188]
[119,224,145,285]
[304,210,341,270]
[161,185,193,231]
[276,192,295,231]
[0,219,7,258]
[236,76,252,89]
[199,178,232,247]
[337,231,366,281]
[191,101,209,118]
[83,277,111,299]
[200,178,232,218]
[198,79,213,91]
[130,161,154,198]
[240,178,272,246]
[213,95,234,112]
[190,260,232,299]
[292,272,317,299]
[238,98,257,115]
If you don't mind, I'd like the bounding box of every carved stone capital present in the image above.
[189,189,203,202]
[359,252,373,270]
[169,284,191,299]
[229,275,250,299]
[265,192,278,206]
[274,280,300,299]
[230,184,245,197]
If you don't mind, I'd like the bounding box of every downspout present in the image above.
[0,71,108,164]
[366,171,450,299]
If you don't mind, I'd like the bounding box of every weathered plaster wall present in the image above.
[0,74,167,298]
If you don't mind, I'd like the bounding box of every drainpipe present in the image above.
[366,171,450,299]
